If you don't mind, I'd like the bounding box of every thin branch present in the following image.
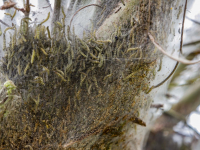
[44,0,52,11]
[0,19,10,27]
[186,16,200,25]
[148,33,200,64]
[0,0,16,10]
[185,123,200,137]
[69,4,103,30]
[150,104,163,109]
[180,0,187,54]
[174,131,194,137]
[165,93,178,100]
[164,109,186,122]
[183,40,200,46]
[146,62,179,94]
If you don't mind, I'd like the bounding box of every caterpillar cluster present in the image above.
[0,3,157,149]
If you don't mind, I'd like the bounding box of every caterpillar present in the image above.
[22,35,26,42]
[103,74,112,81]
[17,61,22,76]
[70,46,74,59]
[62,6,66,18]
[55,71,67,82]
[4,12,12,18]
[126,47,139,53]
[3,33,6,50]
[33,77,45,85]
[11,29,16,49]
[34,27,40,39]
[42,65,50,75]
[96,40,112,43]
[98,54,104,68]
[79,38,90,53]
[93,76,98,88]
[31,49,36,64]
[88,84,92,95]
[90,59,100,64]
[39,12,50,26]
[46,26,51,39]
[64,44,71,54]
[24,62,30,75]
[67,26,72,41]
[4,26,15,33]
[56,21,62,28]
[89,52,97,59]
[56,68,64,76]
[123,71,137,81]
[7,58,12,70]
[117,40,124,57]
[40,48,48,55]
[78,48,87,58]
[80,72,87,86]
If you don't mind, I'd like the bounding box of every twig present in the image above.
[148,33,200,64]
[0,19,10,27]
[165,93,178,100]
[0,0,16,10]
[69,4,103,30]
[150,104,163,109]
[174,131,193,137]
[180,0,187,54]
[44,0,52,11]
[146,62,179,94]
[164,109,186,122]
[183,40,200,46]
[186,16,200,25]
[185,123,200,137]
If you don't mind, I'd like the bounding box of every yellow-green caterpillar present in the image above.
[126,47,139,53]
[31,49,36,64]
[46,26,51,39]
[4,26,15,33]
[4,13,12,18]
[40,48,48,55]
[39,12,50,26]
[55,72,67,82]
[11,10,16,20]
[24,62,30,75]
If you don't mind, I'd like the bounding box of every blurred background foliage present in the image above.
[144,1,200,149]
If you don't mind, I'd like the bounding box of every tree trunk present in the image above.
[0,0,186,149]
